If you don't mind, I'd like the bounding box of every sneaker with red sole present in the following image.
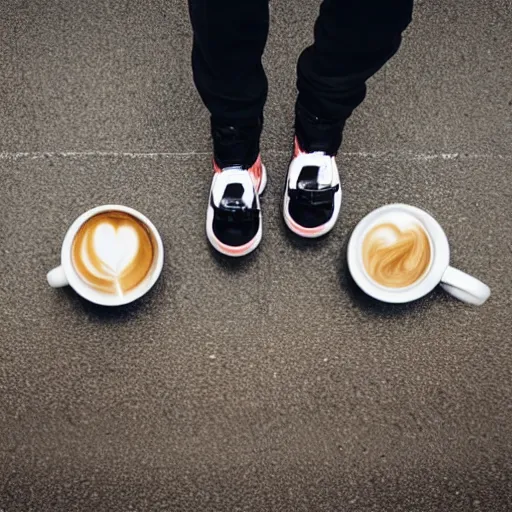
[206,155,267,257]
[283,137,342,238]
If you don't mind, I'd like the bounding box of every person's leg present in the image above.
[283,0,413,237]
[295,0,414,155]
[188,0,269,168]
[189,0,270,257]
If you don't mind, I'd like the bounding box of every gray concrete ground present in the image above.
[1,0,511,510]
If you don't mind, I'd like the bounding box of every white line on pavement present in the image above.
[0,150,510,161]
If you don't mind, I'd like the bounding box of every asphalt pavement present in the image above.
[1,0,511,510]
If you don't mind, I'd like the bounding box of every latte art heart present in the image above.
[362,222,431,288]
[92,224,140,277]
[72,211,156,295]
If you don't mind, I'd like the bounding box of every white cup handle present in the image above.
[47,265,69,288]
[440,266,490,306]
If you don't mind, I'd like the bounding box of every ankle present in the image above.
[211,117,263,169]
[295,103,344,156]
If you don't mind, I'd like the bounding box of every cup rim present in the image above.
[347,204,450,303]
[60,205,164,306]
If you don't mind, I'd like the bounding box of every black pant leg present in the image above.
[188,0,269,167]
[296,0,414,154]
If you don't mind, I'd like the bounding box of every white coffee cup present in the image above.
[47,205,164,306]
[347,204,490,305]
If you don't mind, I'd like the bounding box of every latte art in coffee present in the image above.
[363,222,431,288]
[72,211,156,295]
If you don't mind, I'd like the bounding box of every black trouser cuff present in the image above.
[295,102,345,156]
[211,116,263,169]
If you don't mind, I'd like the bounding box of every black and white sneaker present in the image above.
[283,137,342,238]
[206,155,267,257]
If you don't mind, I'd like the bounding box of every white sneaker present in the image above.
[206,155,267,257]
[283,137,342,238]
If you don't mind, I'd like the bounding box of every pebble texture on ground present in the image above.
[1,0,511,510]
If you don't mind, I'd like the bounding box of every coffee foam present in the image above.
[362,212,432,289]
[72,211,156,296]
